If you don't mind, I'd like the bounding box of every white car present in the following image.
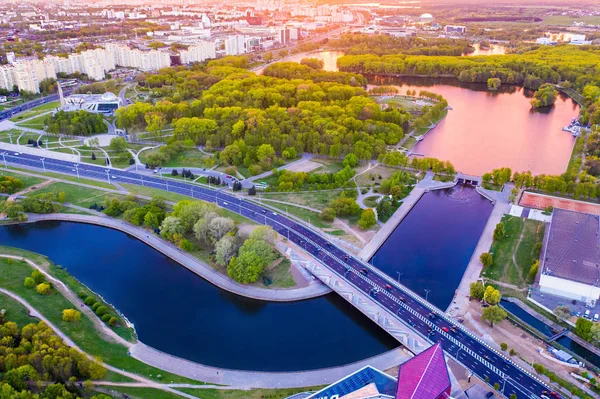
[13,152,20,155]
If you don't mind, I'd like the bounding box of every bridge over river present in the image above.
[1,150,556,399]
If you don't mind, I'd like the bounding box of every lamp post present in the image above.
[105,169,111,184]
[73,163,79,178]
[424,289,431,301]
[41,158,46,171]
[396,272,403,283]
[1,152,7,168]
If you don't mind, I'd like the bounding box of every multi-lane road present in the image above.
[1,152,557,399]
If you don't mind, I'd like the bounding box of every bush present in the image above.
[77,290,88,299]
[24,277,35,288]
[320,207,336,222]
[62,309,82,322]
[31,269,46,284]
[101,314,111,322]
[109,317,118,327]
[36,283,51,295]
[509,348,517,356]
[92,302,101,311]
[84,296,96,306]
[500,343,508,351]
[95,306,108,317]
[179,238,195,252]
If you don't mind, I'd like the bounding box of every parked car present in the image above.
[585,310,591,319]
[594,313,599,322]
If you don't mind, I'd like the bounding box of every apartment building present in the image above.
[179,41,216,64]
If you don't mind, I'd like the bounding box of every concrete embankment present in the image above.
[17,213,331,302]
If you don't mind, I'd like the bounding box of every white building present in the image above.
[225,35,248,56]
[105,43,171,71]
[62,92,121,114]
[180,41,216,64]
[538,209,600,305]
[0,65,17,91]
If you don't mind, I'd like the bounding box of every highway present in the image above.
[1,151,557,399]
[0,89,75,121]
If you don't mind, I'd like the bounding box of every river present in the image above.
[0,221,398,371]
[371,185,493,310]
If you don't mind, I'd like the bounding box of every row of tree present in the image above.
[45,110,108,136]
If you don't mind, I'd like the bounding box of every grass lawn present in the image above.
[121,183,194,203]
[95,387,187,399]
[4,166,116,189]
[327,229,346,236]
[0,251,200,384]
[363,196,379,208]
[403,136,417,150]
[9,101,59,122]
[16,132,43,145]
[381,95,435,112]
[261,200,331,228]
[16,113,50,129]
[355,165,405,188]
[543,15,600,26]
[433,174,454,183]
[0,292,39,327]
[28,181,121,208]
[262,258,295,288]
[177,386,324,399]
[258,190,343,211]
[311,158,345,174]
[0,169,46,189]
[483,215,544,288]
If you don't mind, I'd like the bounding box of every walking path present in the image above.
[0,253,408,389]
[22,213,331,302]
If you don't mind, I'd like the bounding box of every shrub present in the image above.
[320,207,336,222]
[31,269,46,284]
[109,317,118,327]
[92,302,101,311]
[509,348,517,356]
[84,296,96,306]
[179,238,195,252]
[77,290,88,299]
[62,309,82,322]
[500,343,508,351]
[101,314,111,322]
[95,306,108,316]
[36,283,51,295]
[24,277,35,288]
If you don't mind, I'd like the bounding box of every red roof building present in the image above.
[396,343,451,399]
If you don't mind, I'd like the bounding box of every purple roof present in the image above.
[396,343,451,399]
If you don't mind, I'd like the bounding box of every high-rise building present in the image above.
[225,35,247,56]
[179,41,216,64]
[0,65,17,91]
[105,43,171,71]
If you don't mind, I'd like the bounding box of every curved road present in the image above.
[1,152,557,399]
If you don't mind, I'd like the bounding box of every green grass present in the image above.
[27,182,119,208]
[261,200,331,228]
[381,95,435,112]
[543,15,600,26]
[140,148,208,169]
[262,258,295,288]
[177,386,324,399]
[0,291,39,327]
[403,136,417,150]
[258,190,342,211]
[95,387,188,399]
[9,101,59,122]
[363,196,379,208]
[16,132,43,145]
[433,174,454,183]
[483,216,544,288]
[355,165,406,188]
[121,183,194,203]
[0,251,201,384]
[16,113,50,129]
[311,158,345,174]
[4,166,116,189]
[327,229,346,236]
[0,170,46,189]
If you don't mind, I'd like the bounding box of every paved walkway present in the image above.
[22,213,331,302]
[358,172,456,261]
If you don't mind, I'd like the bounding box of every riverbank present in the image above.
[358,171,456,261]
[10,213,331,302]
[0,250,410,388]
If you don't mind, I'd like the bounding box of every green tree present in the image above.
[553,305,572,322]
[35,283,51,295]
[358,209,377,230]
[23,277,35,288]
[487,78,501,91]
[575,317,594,341]
[481,306,507,327]
[493,222,505,240]
[320,207,336,222]
[483,285,501,305]
[527,260,539,283]
[479,252,493,267]
[470,281,484,300]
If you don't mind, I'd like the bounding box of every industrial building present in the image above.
[61,92,121,114]
[538,208,600,305]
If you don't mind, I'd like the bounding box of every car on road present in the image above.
[485,392,494,398]
[13,152,20,155]
[442,327,449,333]
[385,284,392,290]
[398,296,405,302]
[359,268,368,275]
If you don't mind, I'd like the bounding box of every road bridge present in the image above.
[0,151,557,399]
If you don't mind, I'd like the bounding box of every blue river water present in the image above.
[371,186,493,310]
[0,221,398,371]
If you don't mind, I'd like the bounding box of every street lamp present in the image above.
[73,163,79,178]
[40,158,45,171]
[424,289,431,301]
[1,152,7,168]
[396,272,403,283]
[105,169,111,184]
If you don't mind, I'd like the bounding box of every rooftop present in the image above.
[542,208,600,286]
[396,343,450,399]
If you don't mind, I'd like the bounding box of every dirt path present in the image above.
[7,179,54,202]
[510,228,527,288]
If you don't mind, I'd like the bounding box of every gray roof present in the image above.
[542,208,600,286]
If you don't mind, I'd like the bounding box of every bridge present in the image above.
[1,151,556,399]
[547,329,569,343]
